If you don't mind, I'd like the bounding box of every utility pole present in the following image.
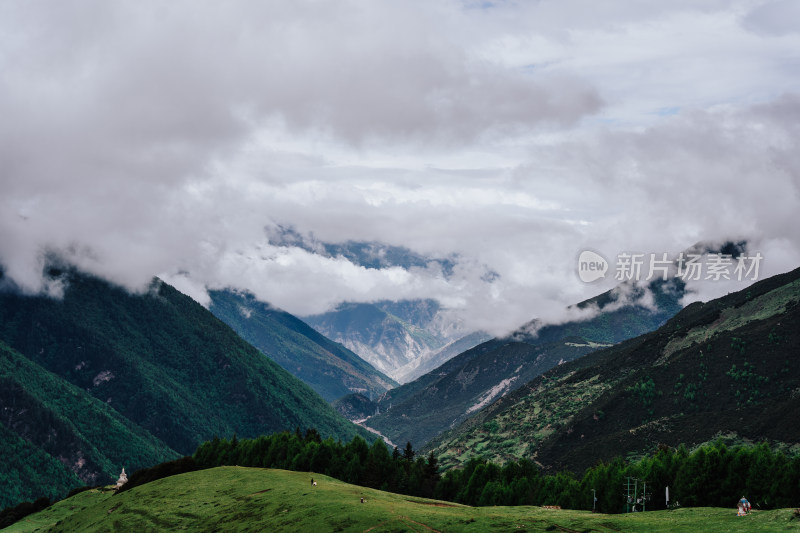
[624,477,634,513]
[642,482,647,512]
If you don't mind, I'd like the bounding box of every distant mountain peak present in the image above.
[303,299,484,382]
[266,224,458,275]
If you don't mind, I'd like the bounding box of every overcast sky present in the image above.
[1,0,799,335]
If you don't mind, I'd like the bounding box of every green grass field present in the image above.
[5,467,798,532]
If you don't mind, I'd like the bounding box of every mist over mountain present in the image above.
[2,1,800,519]
[273,230,489,381]
[267,225,459,277]
[2,1,799,344]
[359,277,685,449]
[427,266,800,472]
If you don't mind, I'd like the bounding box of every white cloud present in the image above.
[743,0,800,36]
[1,0,799,336]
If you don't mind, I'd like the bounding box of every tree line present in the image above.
[8,429,795,529]
[192,430,800,512]
[193,428,442,499]
[437,441,800,511]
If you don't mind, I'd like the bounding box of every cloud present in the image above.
[743,0,800,37]
[1,0,799,337]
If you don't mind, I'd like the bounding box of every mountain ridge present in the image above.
[426,266,800,472]
[208,289,396,402]
[361,278,685,449]
[0,268,371,507]
[303,300,481,381]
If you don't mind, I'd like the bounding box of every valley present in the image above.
[1,264,798,527]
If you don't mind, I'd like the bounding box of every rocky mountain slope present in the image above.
[427,266,800,472]
[360,278,685,449]
[303,299,481,382]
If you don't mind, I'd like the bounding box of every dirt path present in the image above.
[356,420,397,448]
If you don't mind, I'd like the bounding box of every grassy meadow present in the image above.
[4,467,798,532]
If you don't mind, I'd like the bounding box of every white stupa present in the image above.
[115,467,128,489]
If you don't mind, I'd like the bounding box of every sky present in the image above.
[1,0,799,336]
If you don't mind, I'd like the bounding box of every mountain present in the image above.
[208,289,396,402]
[362,278,685,449]
[269,228,486,381]
[0,340,178,508]
[267,225,457,275]
[427,266,800,472]
[303,299,484,382]
[392,330,494,384]
[0,268,370,506]
[331,393,378,421]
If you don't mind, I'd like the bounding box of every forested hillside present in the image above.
[428,267,800,472]
[209,289,396,402]
[364,278,684,448]
[0,268,369,507]
[0,340,178,508]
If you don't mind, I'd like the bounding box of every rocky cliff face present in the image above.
[303,299,482,382]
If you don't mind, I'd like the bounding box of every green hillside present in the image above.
[6,467,798,532]
[0,340,178,508]
[364,279,684,449]
[208,290,396,402]
[0,269,369,506]
[332,393,377,421]
[428,267,800,472]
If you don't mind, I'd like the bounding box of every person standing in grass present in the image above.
[739,496,750,514]
[737,496,751,515]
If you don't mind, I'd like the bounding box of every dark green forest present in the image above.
[0,340,178,508]
[0,269,373,509]
[191,431,800,513]
[6,430,799,529]
[208,289,396,402]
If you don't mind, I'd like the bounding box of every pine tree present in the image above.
[403,442,415,463]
